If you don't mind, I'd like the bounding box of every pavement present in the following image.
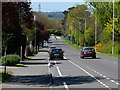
[1,47,52,89]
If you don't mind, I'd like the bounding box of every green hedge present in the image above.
[1,54,20,66]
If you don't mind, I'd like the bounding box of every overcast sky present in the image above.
[30,1,86,12]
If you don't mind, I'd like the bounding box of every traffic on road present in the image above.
[47,36,119,90]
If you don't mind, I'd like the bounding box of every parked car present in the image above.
[49,48,64,60]
[48,39,52,43]
[80,47,96,58]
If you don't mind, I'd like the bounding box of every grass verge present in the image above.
[15,64,25,67]
[97,52,120,58]
[61,36,82,50]
[61,36,119,58]
[0,70,13,83]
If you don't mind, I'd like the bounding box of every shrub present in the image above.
[1,54,20,66]
[95,43,102,52]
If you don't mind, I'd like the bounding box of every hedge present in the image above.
[1,54,20,66]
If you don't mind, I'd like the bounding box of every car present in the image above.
[48,39,52,43]
[49,48,64,60]
[48,46,56,53]
[80,47,96,58]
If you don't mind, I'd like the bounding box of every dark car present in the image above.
[48,46,56,53]
[80,47,96,58]
[49,48,64,60]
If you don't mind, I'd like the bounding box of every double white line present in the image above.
[54,61,69,90]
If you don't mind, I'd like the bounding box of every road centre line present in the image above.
[54,61,69,90]
[68,60,110,89]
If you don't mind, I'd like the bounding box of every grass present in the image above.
[97,52,120,58]
[61,36,119,58]
[61,36,82,50]
[0,70,13,83]
[15,64,25,67]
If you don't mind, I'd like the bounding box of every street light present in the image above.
[76,17,82,47]
[34,15,37,53]
[84,10,89,47]
[112,0,115,54]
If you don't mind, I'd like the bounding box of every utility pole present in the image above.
[34,15,37,54]
[95,18,97,47]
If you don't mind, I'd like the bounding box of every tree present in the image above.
[2,1,33,58]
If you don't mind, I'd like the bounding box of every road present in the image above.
[48,36,119,90]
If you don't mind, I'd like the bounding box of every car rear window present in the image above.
[84,48,95,51]
[52,49,61,52]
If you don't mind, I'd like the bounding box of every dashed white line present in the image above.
[111,80,115,83]
[68,60,110,89]
[84,60,119,86]
[115,83,120,85]
[107,78,110,80]
[103,76,106,78]
[54,61,69,90]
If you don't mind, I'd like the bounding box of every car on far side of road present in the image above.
[49,48,64,60]
[80,47,96,59]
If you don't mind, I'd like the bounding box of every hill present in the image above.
[42,12,65,21]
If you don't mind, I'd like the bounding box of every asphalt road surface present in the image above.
[48,36,119,90]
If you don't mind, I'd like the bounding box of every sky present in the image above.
[30,1,86,12]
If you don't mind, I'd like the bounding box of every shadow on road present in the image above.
[52,76,105,86]
[39,50,48,52]
[5,74,51,86]
[21,61,48,65]
[28,58,47,61]
[82,57,101,59]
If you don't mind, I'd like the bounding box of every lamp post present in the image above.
[72,20,76,44]
[76,17,82,47]
[112,0,114,54]
[83,10,89,47]
[34,15,37,54]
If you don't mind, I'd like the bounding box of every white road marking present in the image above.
[103,76,106,78]
[56,66,62,76]
[111,80,115,83]
[54,61,69,90]
[82,58,119,86]
[64,56,67,59]
[68,60,110,89]
[64,56,120,86]
[63,82,69,90]
[107,78,110,80]
[115,82,119,85]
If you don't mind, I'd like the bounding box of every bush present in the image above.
[95,43,102,52]
[1,54,20,66]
